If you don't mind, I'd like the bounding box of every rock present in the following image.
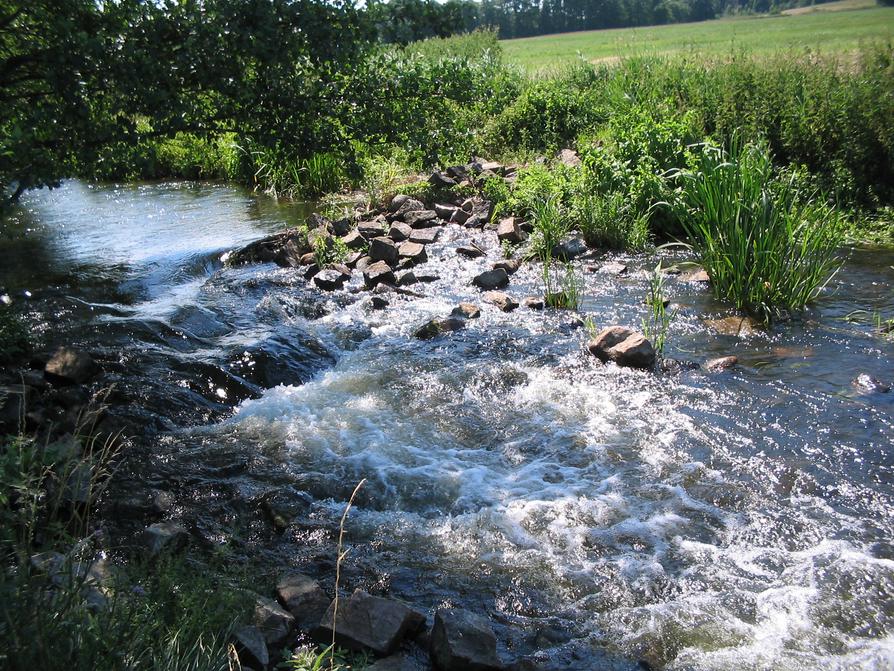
[398,272,418,286]
[355,256,373,272]
[446,164,471,180]
[330,217,353,237]
[229,229,309,267]
[392,199,426,221]
[435,204,458,220]
[451,302,481,319]
[551,237,587,260]
[364,261,396,288]
[142,522,189,557]
[404,210,439,229]
[473,269,509,290]
[298,252,316,266]
[409,228,439,245]
[369,237,400,266]
[254,595,295,646]
[306,227,332,250]
[307,212,331,231]
[682,269,711,283]
[705,355,738,372]
[483,291,518,312]
[556,148,581,168]
[496,217,526,244]
[430,608,502,671]
[416,273,440,283]
[429,171,457,188]
[367,652,427,671]
[276,573,332,632]
[457,245,486,259]
[233,625,269,669]
[587,327,656,369]
[471,159,505,175]
[359,221,388,239]
[389,194,413,213]
[345,251,365,267]
[303,263,320,280]
[414,317,466,340]
[371,296,389,310]
[522,297,544,310]
[493,259,521,275]
[389,222,413,242]
[44,347,97,385]
[398,242,427,265]
[451,209,471,225]
[317,589,425,655]
[705,315,760,337]
[313,268,350,291]
[596,261,628,275]
[853,373,891,393]
[342,230,367,250]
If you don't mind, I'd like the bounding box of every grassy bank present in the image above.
[502,2,894,71]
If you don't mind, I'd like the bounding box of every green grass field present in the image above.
[502,0,894,71]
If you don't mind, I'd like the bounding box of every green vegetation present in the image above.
[502,3,894,70]
[676,139,844,320]
[641,263,675,354]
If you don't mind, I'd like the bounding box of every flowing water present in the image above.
[2,181,893,670]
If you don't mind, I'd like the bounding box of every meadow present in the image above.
[501,0,894,71]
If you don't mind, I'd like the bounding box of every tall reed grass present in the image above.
[676,138,844,321]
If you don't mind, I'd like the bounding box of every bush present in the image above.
[676,138,844,321]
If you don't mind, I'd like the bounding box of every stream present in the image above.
[2,180,893,670]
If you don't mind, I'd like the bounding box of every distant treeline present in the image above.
[364,0,840,42]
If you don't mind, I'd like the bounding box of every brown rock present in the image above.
[369,237,400,266]
[317,590,425,655]
[45,348,97,385]
[496,217,525,244]
[482,291,518,312]
[388,222,413,242]
[364,261,396,288]
[451,302,481,319]
[705,355,738,372]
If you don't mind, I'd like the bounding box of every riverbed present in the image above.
[2,180,893,670]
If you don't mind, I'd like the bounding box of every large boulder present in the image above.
[430,608,502,671]
[587,326,656,369]
[45,347,98,385]
[369,237,400,266]
[317,589,425,656]
[473,269,509,291]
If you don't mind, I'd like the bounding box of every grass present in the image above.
[501,3,894,71]
[676,138,845,321]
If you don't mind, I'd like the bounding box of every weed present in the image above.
[641,263,675,355]
[331,479,366,670]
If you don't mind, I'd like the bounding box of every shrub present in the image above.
[676,138,845,321]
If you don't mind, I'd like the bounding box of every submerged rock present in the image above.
[522,297,545,310]
[473,268,509,290]
[852,373,891,394]
[414,317,466,340]
[45,347,98,385]
[430,608,502,671]
[317,589,425,655]
[228,229,309,268]
[705,355,738,372]
[587,326,656,369]
[705,315,761,337]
